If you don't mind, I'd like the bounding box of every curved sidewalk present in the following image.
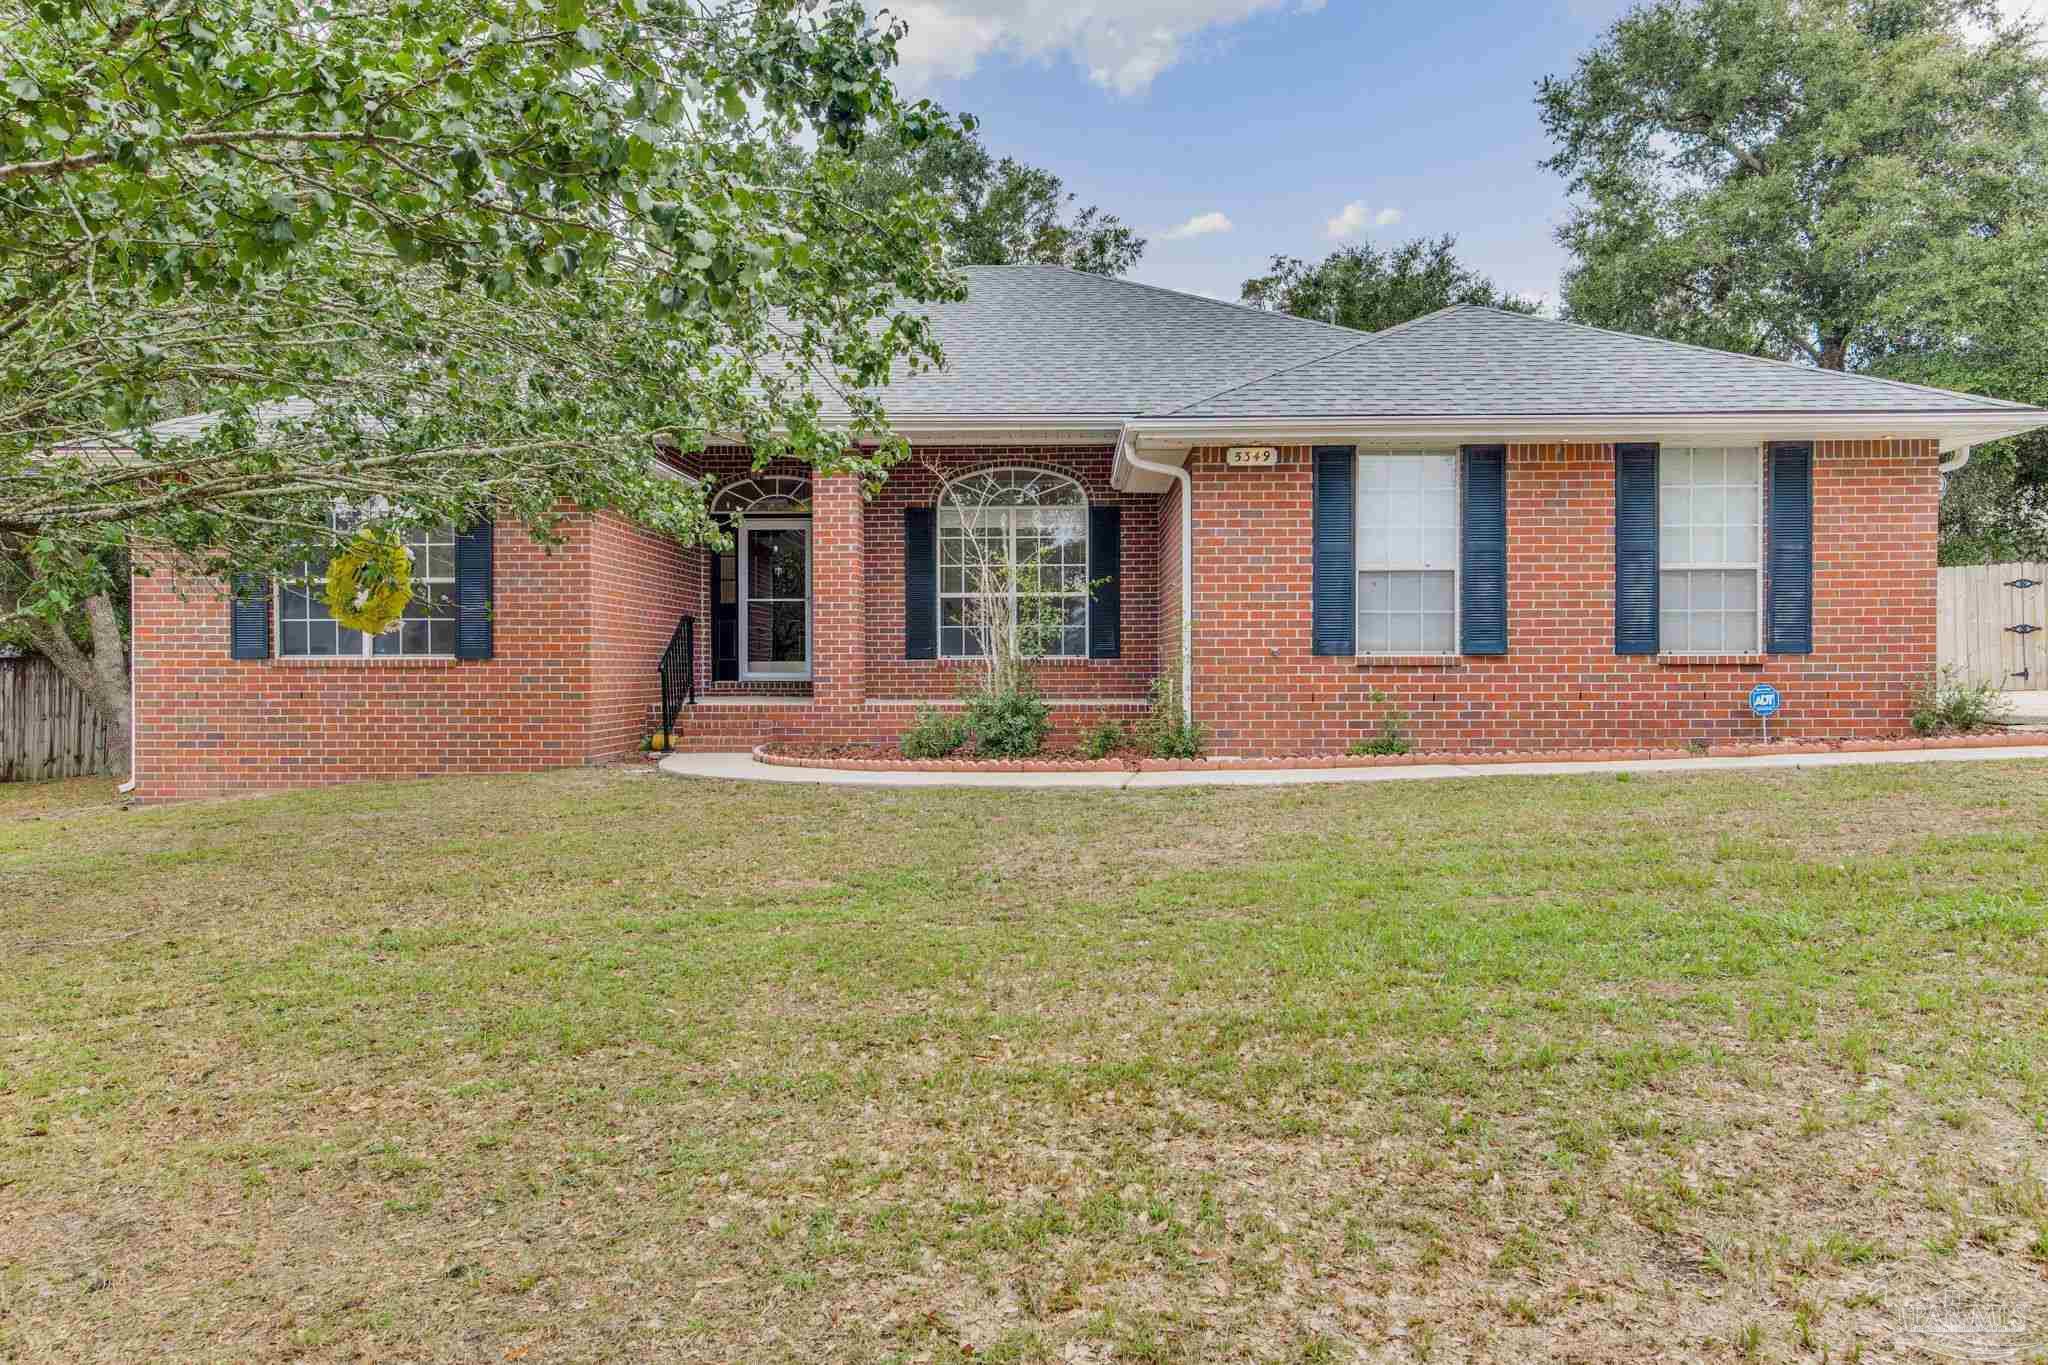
[659,743,2048,790]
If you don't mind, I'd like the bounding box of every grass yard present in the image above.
[2,762,2046,1363]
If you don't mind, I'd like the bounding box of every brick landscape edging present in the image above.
[749,731,2046,774]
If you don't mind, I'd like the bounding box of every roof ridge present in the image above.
[1156,304,1474,416]
[982,263,1373,342]
[1474,306,2038,412]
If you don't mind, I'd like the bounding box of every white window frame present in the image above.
[1658,445,1765,656]
[736,516,814,681]
[1354,449,1461,657]
[937,468,1090,661]
[275,513,458,660]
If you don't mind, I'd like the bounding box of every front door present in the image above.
[738,519,811,681]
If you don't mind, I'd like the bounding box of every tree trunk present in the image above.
[26,593,132,780]
[1818,336,1848,371]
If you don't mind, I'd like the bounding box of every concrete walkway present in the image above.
[659,744,2048,790]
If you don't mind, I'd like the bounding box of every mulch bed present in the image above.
[751,730,2048,774]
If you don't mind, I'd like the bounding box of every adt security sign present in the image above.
[1749,683,1783,739]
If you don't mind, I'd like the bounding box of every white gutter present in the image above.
[1938,444,1973,475]
[1121,433,1193,726]
[1117,411,2045,461]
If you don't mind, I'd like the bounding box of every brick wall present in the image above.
[812,474,868,706]
[1186,439,1940,754]
[692,445,1163,701]
[131,512,691,801]
[130,436,1943,796]
[589,511,701,762]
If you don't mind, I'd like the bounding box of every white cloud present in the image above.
[1324,201,1368,239]
[1162,210,1234,240]
[1324,200,1401,239]
[891,1,1324,97]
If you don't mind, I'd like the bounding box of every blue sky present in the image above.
[887,0,2040,308]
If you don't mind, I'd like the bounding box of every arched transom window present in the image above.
[710,475,812,520]
[938,468,1088,659]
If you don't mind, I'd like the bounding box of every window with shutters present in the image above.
[1356,452,1459,654]
[938,469,1088,659]
[1659,447,1762,654]
[278,505,458,658]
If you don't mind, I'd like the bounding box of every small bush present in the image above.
[1348,690,1411,755]
[899,704,967,759]
[963,673,1051,758]
[1141,714,1207,759]
[1137,650,1206,758]
[1079,717,1127,760]
[1910,669,2012,736]
[1347,728,1410,758]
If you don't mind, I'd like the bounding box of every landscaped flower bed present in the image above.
[751,730,2045,773]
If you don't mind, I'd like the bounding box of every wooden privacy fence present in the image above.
[1937,562,2047,691]
[0,655,117,782]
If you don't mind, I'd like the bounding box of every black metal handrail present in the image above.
[658,614,697,737]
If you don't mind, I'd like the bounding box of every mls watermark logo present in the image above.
[1897,1288,2038,1360]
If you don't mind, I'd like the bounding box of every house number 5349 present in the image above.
[1225,446,1279,468]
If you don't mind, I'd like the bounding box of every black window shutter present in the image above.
[1459,446,1508,655]
[1766,442,1814,654]
[1087,504,1122,658]
[1614,443,1661,655]
[454,519,494,660]
[229,574,271,660]
[1311,446,1356,656]
[904,506,937,660]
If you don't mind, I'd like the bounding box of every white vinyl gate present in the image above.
[1937,562,2047,690]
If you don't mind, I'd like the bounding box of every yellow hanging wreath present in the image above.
[324,530,414,635]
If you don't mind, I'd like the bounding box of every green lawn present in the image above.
[2,763,2046,1362]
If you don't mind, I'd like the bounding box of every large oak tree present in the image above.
[1,0,967,773]
[1239,235,1534,331]
[1538,0,2048,562]
[840,122,1145,276]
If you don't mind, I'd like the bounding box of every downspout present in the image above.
[117,565,138,795]
[1937,444,1973,475]
[1121,435,1194,725]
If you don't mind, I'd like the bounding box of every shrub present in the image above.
[1347,689,1411,755]
[1136,647,1206,758]
[1347,727,1410,758]
[1910,669,2012,736]
[1079,717,1127,760]
[962,673,1051,758]
[899,705,967,759]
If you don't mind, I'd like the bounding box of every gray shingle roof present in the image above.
[866,270,2035,422]
[856,265,1367,418]
[140,397,324,440]
[1166,303,2038,418]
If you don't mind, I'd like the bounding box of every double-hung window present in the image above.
[278,508,459,658]
[1659,446,1761,654]
[1356,451,1459,655]
[938,469,1089,659]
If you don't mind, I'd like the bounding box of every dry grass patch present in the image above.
[2,762,2046,1361]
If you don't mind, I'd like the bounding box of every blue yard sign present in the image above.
[1749,682,1783,741]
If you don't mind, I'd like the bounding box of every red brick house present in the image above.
[129,267,2048,798]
